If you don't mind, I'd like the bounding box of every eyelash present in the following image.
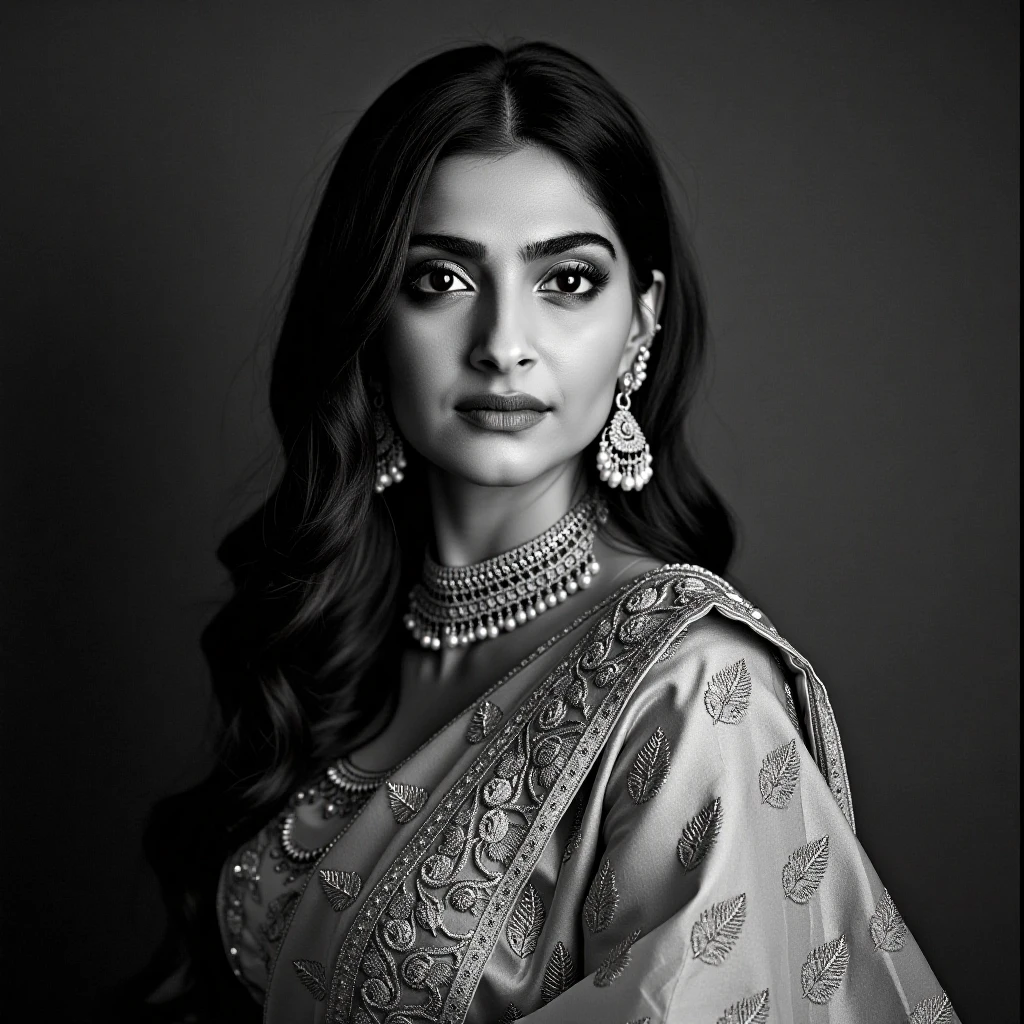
[402,259,610,303]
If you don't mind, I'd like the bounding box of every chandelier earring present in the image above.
[596,322,660,492]
[371,389,407,493]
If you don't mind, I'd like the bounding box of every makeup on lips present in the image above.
[454,392,550,432]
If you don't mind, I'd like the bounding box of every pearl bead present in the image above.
[420,635,432,648]
[534,599,547,614]
[430,637,441,650]
[622,475,635,490]
[445,633,459,648]
[487,624,499,639]
[596,450,610,467]
[609,470,622,487]
[379,473,392,487]
[599,468,611,482]
[545,593,558,609]
[503,617,517,632]
[397,455,407,468]
[514,609,528,625]
[566,579,578,593]
[459,634,471,646]
[392,469,404,483]
[580,573,592,588]
[589,561,600,574]
[403,615,415,630]
[475,625,489,641]
[526,606,537,620]
[556,589,567,602]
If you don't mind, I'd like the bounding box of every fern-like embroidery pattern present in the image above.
[800,934,849,1004]
[318,868,362,912]
[594,927,642,987]
[908,991,954,1024]
[466,699,503,743]
[583,859,619,933]
[759,738,800,808]
[541,941,576,1004]
[716,988,770,1024]
[782,835,830,904]
[869,888,908,952]
[691,893,747,965]
[292,958,327,1001]
[704,658,752,725]
[496,1002,522,1023]
[506,882,545,958]
[386,781,429,823]
[627,726,672,803]
[677,797,722,872]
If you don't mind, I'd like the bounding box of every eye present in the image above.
[537,260,610,299]
[405,260,472,296]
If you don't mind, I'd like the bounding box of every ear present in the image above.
[617,269,666,378]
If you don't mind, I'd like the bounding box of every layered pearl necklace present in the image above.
[403,493,608,650]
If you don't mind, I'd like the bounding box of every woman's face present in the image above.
[381,145,663,489]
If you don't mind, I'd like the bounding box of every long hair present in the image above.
[125,39,735,1021]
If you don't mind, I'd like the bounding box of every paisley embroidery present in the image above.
[869,887,907,952]
[387,781,429,823]
[506,882,545,957]
[782,835,829,904]
[800,934,849,1004]
[759,739,800,808]
[716,988,770,1024]
[594,927,642,987]
[292,958,327,1000]
[625,585,660,612]
[541,941,576,1004]
[466,700,503,743]
[677,796,722,872]
[319,868,362,912]
[691,893,747,965]
[627,727,672,803]
[618,611,661,646]
[583,859,619,933]
[496,1003,522,1023]
[704,658,752,724]
[908,991,954,1024]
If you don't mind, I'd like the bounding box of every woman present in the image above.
[139,41,957,1024]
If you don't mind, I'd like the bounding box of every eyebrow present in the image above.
[407,231,618,263]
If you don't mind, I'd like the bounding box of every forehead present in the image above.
[413,145,615,243]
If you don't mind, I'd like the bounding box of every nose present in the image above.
[468,287,537,374]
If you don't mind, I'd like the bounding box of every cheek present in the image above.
[383,321,454,422]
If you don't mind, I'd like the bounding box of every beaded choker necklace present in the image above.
[403,493,608,650]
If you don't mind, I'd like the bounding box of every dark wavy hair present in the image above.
[118,39,735,1023]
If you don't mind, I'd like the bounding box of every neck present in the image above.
[427,459,588,567]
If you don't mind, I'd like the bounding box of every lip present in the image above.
[457,407,547,432]
[454,392,549,412]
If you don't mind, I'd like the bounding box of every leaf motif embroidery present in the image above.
[318,868,363,912]
[690,893,746,965]
[496,1003,522,1024]
[759,739,800,809]
[655,628,688,664]
[716,988,770,1024]
[869,887,908,952]
[800,934,850,1004]
[466,700,502,743]
[506,882,545,957]
[583,859,619,933]
[541,941,576,1004]
[677,797,723,872]
[627,727,672,803]
[618,611,661,646]
[704,658,752,725]
[593,927,641,987]
[783,682,801,732]
[292,958,327,1000]
[782,835,830,904]
[386,781,429,823]
[562,799,585,863]
[908,991,954,1024]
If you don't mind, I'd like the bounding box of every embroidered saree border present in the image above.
[320,564,855,1023]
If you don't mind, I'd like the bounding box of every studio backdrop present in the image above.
[0,2,1018,1020]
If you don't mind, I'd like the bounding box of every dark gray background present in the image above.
[1,2,1018,1019]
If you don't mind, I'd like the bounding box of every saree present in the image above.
[218,564,958,1023]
